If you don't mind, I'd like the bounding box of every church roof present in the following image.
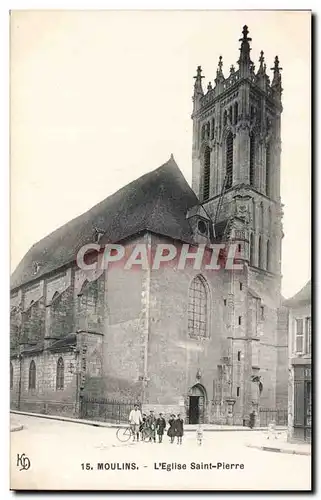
[11,157,199,290]
[283,280,311,307]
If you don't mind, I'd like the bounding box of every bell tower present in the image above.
[191,25,283,280]
[191,26,285,418]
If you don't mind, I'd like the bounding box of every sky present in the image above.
[10,10,311,298]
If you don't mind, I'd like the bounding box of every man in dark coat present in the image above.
[146,410,157,443]
[156,413,166,443]
[175,414,184,445]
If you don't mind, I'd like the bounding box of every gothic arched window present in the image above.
[258,236,264,269]
[223,110,227,127]
[234,102,238,124]
[56,357,64,390]
[266,240,271,272]
[266,143,271,196]
[201,124,206,141]
[203,146,211,201]
[211,118,215,140]
[250,233,255,266]
[29,360,36,390]
[226,132,234,189]
[260,202,264,229]
[10,362,13,390]
[268,206,272,233]
[207,122,211,139]
[188,275,209,339]
[249,132,255,186]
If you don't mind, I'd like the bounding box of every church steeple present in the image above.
[193,65,205,113]
[191,25,284,276]
[237,25,253,77]
[271,56,283,98]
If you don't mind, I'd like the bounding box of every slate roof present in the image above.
[283,280,311,307]
[11,157,199,290]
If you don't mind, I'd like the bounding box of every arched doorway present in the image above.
[188,384,207,424]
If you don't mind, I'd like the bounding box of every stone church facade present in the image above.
[10,26,288,425]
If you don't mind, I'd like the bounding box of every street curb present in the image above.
[10,424,24,432]
[10,410,286,432]
[246,443,311,456]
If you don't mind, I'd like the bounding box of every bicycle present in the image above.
[116,425,134,442]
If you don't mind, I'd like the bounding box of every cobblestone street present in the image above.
[10,415,311,491]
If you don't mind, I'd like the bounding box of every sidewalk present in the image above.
[10,410,285,433]
[10,415,24,432]
[245,430,311,456]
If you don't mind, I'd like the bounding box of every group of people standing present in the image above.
[129,405,184,444]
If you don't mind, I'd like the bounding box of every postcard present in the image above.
[10,9,311,491]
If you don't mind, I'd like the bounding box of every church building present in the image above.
[10,26,288,425]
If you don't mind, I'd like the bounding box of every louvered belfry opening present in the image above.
[203,146,211,201]
[250,132,255,186]
[266,143,271,196]
[226,132,233,189]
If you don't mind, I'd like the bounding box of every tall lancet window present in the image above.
[203,146,211,201]
[188,275,209,339]
[29,360,36,390]
[234,102,238,125]
[211,118,215,140]
[249,132,255,186]
[56,357,64,391]
[250,233,255,266]
[258,236,264,269]
[266,239,271,271]
[226,132,234,189]
[266,143,271,196]
[260,202,264,229]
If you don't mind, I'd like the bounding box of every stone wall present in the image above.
[10,350,78,417]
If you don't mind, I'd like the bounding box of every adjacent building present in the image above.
[285,281,311,442]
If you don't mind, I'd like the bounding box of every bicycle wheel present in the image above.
[116,427,132,442]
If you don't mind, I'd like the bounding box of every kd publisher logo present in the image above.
[17,453,31,471]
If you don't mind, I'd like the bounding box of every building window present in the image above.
[260,202,264,228]
[266,239,270,271]
[226,132,233,189]
[223,110,227,127]
[203,146,211,201]
[56,357,64,390]
[240,282,243,291]
[238,316,242,325]
[237,387,240,397]
[237,351,241,361]
[260,306,265,320]
[224,299,227,306]
[10,362,13,390]
[305,317,311,354]
[295,319,304,353]
[250,132,255,186]
[258,236,264,268]
[295,317,311,355]
[229,106,233,123]
[234,102,238,125]
[188,275,209,338]
[201,124,206,141]
[211,118,215,140]
[250,233,255,266]
[266,143,271,196]
[29,360,36,390]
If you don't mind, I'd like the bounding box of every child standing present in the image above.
[175,414,184,445]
